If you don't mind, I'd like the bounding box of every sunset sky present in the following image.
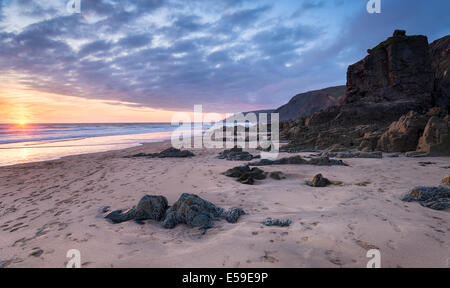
[0,0,449,123]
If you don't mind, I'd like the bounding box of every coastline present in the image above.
[0,140,449,268]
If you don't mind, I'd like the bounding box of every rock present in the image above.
[416,115,450,155]
[30,249,44,257]
[249,156,348,166]
[429,36,450,109]
[268,171,286,180]
[262,218,292,227]
[442,174,450,186]
[401,186,450,210]
[161,193,245,234]
[218,149,255,161]
[135,195,168,222]
[127,147,195,158]
[224,165,267,185]
[105,208,137,224]
[306,174,331,187]
[105,195,168,224]
[322,151,382,159]
[100,206,111,213]
[377,111,428,152]
[347,32,434,106]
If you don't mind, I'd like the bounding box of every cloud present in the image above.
[0,0,448,113]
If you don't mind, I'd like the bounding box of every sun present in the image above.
[16,120,28,126]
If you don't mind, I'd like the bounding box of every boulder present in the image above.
[377,111,428,152]
[105,195,168,224]
[416,115,450,155]
[306,174,331,187]
[224,165,267,185]
[268,171,287,180]
[161,193,245,233]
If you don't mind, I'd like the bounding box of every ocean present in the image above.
[0,123,205,166]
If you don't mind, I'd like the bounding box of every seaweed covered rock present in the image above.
[249,156,348,167]
[224,165,266,185]
[401,186,450,210]
[218,147,256,161]
[105,195,168,224]
[322,151,382,159]
[127,147,195,158]
[263,218,291,227]
[161,193,245,233]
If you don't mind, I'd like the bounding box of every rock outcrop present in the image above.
[416,114,450,155]
[429,36,450,109]
[377,111,428,152]
[279,31,450,152]
[345,30,434,107]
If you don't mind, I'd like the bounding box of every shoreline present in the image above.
[0,140,449,268]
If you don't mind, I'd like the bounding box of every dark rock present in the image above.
[127,147,195,158]
[263,218,292,227]
[269,171,286,180]
[249,156,348,167]
[161,193,245,234]
[105,208,137,224]
[135,195,168,222]
[224,165,267,184]
[218,148,255,161]
[306,174,331,187]
[105,195,168,224]
[30,249,43,257]
[429,36,450,109]
[401,186,450,210]
[322,151,382,159]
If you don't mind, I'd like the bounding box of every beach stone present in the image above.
[401,186,450,210]
[269,171,286,180]
[161,193,245,234]
[263,218,292,227]
[306,173,331,187]
[218,150,255,161]
[224,165,267,185]
[127,147,195,158]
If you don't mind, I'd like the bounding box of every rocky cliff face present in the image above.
[345,30,434,107]
[280,30,450,154]
[275,86,345,122]
[429,35,450,110]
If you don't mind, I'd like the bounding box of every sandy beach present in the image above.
[0,141,448,268]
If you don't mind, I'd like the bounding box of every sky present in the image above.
[0,0,449,123]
